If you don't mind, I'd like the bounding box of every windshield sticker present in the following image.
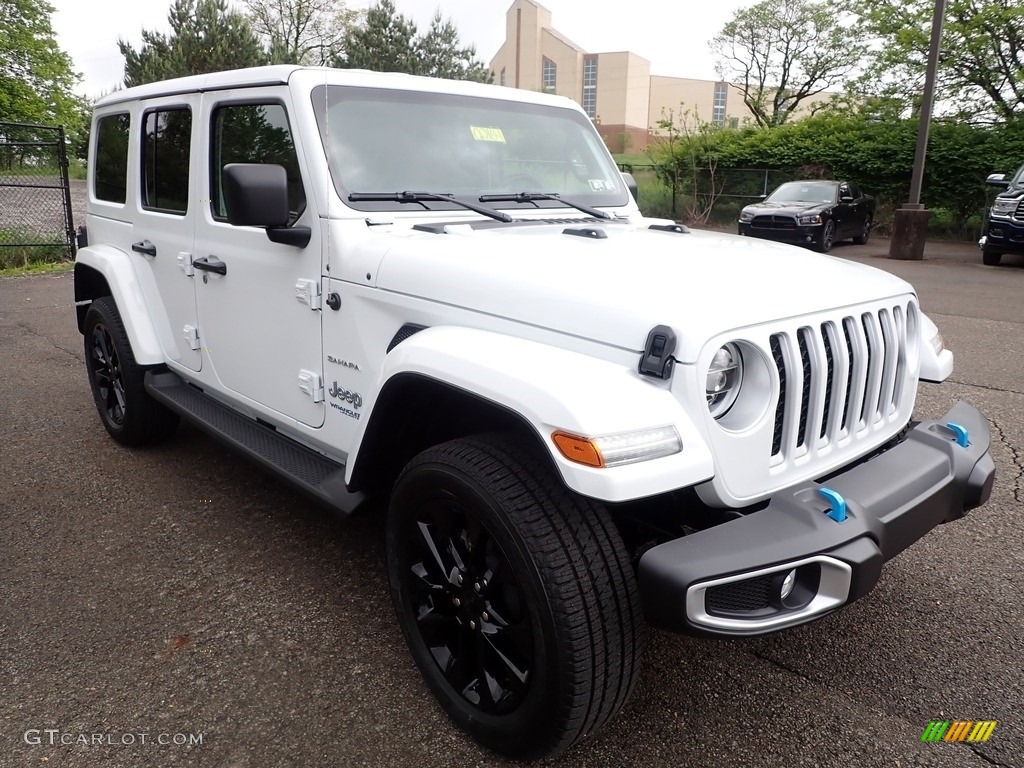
[589,179,615,191]
[470,126,506,143]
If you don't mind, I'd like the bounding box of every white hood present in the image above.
[372,220,914,362]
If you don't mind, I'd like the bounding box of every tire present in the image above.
[815,220,836,253]
[852,216,872,245]
[83,297,179,446]
[385,434,645,759]
[982,250,1002,266]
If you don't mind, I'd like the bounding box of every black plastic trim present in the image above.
[144,370,364,516]
[638,400,995,636]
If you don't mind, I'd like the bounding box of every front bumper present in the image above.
[638,401,995,636]
[982,218,1024,255]
[738,221,821,247]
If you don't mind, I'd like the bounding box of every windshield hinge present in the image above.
[639,325,676,380]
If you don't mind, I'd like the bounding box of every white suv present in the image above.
[74,66,995,759]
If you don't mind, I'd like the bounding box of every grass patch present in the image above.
[0,228,72,270]
[0,259,74,278]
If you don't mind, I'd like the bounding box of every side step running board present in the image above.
[145,370,365,516]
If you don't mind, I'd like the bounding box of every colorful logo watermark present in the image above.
[920,720,997,743]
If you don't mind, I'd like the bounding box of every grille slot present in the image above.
[707,576,774,614]
[769,304,910,461]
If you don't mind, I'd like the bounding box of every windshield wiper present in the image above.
[348,191,513,223]
[478,191,612,220]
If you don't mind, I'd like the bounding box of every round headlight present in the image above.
[706,343,743,418]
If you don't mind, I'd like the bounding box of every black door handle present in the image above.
[131,240,157,257]
[193,256,227,276]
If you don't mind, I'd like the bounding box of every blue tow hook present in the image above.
[945,422,970,447]
[819,488,847,523]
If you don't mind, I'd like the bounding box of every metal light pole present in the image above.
[889,0,947,260]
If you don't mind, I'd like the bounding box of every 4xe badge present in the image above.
[328,381,363,420]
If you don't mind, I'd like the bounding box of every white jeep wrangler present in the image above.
[74,66,995,759]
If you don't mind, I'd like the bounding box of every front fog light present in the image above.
[552,426,682,468]
[780,569,797,600]
[707,343,743,418]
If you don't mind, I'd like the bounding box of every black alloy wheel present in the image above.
[89,320,127,427]
[853,216,872,245]
[817,220,836,253]
[386,434,645,759]
[83,297,179,445]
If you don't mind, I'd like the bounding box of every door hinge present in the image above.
[182,325,201,351]
[177,251,194,277]
[297,369,324,402]
[295,278,321,310]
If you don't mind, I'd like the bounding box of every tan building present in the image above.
[488,0,829,152]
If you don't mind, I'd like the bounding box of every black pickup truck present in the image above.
[980,165,1024,266]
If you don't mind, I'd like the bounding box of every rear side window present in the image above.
[93,113,130,203]
[142,108,192,214]
[211,103,305,223]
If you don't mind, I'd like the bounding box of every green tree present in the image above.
[337,0,417,72]
[710,0,868,128]
[416,11,491,82]
[0,0,81,128]
[119,0,268,88]
[337,0,491,82]
[242,0,361,65]
[856,0,1024,122]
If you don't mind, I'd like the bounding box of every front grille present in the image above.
[707,576,773,614]
[769,304,910,459]
[1014,199,1024,221]
[752,215,796,230]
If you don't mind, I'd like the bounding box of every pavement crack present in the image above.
[16,321,83,363]
[748,647,814,683]
[989,418,1024,506]
[946,378,1024,397]
[967,744,1013,767]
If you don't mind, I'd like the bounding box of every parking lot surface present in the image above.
[2,241,1022,767]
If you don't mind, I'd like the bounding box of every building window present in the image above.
[500,67,506,87]
[542,57,556,93]
[713,82,728,126]
[583,57,597,119]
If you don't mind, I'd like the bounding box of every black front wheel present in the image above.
[982,250,1002,266]
[386,434,644,759]
[83,297,179,445]
[815,220,836,253]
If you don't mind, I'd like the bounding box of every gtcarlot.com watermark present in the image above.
[24,729,203,747]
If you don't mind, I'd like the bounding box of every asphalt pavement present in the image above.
[2,237,1022,767]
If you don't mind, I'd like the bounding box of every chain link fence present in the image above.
[618,163,801,224]
[0,121,75,269]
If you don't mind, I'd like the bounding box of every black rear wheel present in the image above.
[84,297,179,446]
[852,216,872,245]
[386,434,644,759]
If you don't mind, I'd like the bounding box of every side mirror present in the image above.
[621,171,638,204]
[223,163,310,248]
[985,173,1009,189]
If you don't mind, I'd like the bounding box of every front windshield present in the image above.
[311,85,628,213]
[765,182,837,205]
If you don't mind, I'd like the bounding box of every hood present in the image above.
[372,220,913,363]
[742,201,828,216]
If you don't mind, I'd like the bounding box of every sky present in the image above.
[49,0,753,99]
